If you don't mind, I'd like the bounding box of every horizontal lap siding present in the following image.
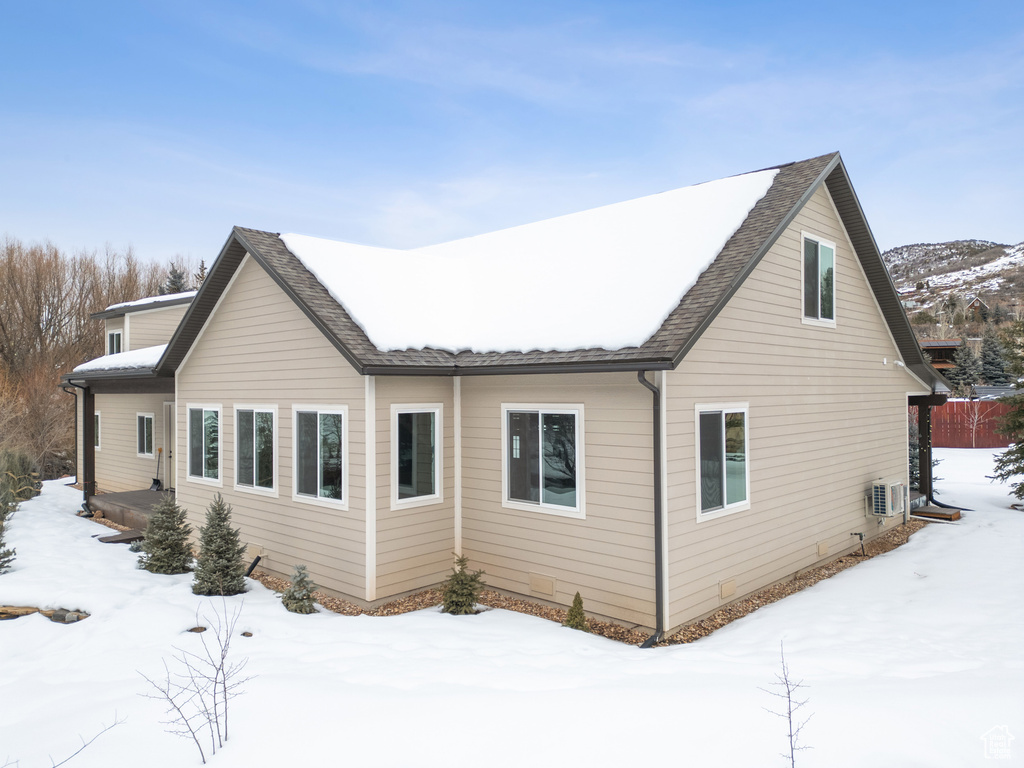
[461,373,655,627]
[374,377,455,596]
[93,392,169,493]
[175,255,367,600]
[127,305,189,350]
[665,184,927,630]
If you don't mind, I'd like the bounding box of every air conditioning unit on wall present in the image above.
[869,479,905,517]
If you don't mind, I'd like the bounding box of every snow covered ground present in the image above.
[1,449,1021,767]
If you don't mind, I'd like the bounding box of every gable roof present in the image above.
[154,152,941,388]
[91,291,197,320]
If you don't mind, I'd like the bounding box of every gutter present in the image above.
[636,371,665,647]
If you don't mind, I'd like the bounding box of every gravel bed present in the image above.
[180,520,928,646]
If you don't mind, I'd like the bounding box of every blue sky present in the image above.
[2,1,1022,264]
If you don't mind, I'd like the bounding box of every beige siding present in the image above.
[665,184,928,631]
[175,255,367,601]
[92,392,170,493]
[460,373,656,626]
[374,377,455,596]
[127,304,189,350]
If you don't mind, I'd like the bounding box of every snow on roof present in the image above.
[281,168,778,353]
[105,291,196,312]
[73,344,167,373]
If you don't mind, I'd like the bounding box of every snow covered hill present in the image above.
[882,239,1024,310]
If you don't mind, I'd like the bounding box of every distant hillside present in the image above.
[882,239,1024,321]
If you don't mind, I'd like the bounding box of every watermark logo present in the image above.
[982,725,1015,760]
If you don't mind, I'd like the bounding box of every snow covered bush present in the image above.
[0,487,15,573]
[564,591,588,631]
[139,493,193,575]
[281,564,317,614]
[192,494,247,596]
[440,553,485,615]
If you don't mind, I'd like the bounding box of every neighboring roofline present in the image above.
[62,367,158,383]
[91,293,196,320]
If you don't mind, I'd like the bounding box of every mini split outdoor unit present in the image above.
[869,479,905,517]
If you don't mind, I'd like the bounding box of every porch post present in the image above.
[919,404,933,503]
[81,386,96,501]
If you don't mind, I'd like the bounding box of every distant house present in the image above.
[919,338,962,372]
[965,295,989,322]
[63,152,946,641]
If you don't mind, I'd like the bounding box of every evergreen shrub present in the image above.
[441,554,485,615]
[139,493,193,574]
[282,564,318,614]
[192,494,247,596]
[564,591,588,631]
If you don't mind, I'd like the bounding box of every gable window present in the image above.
[802,233,836,324]
[188,405,220,483]
[94,412,101,451]
[502,405,584,518]
[294,406,346,506]
[107,330,122,355]
[136,413,154,457]
[696,403,749,520]
[392,405,442,508]
[236,407,275,492]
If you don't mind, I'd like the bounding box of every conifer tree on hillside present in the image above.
[192,494,247,596]
[139,493,193,574]
[980,329,1011,386]
[992,318,1024,498]
[946,342,981,394]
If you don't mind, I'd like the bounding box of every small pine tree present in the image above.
[161,263,190,295]
[993,318,1024,498]
[980,329,1011,386]
[440,554,485,615]
[192,494,247,596]
[139,493,193,574]
[564,591,588,631]
[281,564,318,614]
[946,342,981,395]
[194,259,207,286]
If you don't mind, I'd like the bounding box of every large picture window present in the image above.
[391,405,442,508]
[188,406,220,482]
[294,407,346,505]
[697,404,749,519]
[803,233,836,323]
[136,413,154,457]
[236,407,275,492]
[503,405,583,517]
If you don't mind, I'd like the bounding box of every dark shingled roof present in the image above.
[152,152,943,389]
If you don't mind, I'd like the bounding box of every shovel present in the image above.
[150,447,163,491]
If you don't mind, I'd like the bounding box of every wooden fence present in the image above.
[925,400,1012,449]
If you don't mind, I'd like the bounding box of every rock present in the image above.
[50,609,68,623]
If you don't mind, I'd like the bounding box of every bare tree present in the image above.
[761,642,812,767]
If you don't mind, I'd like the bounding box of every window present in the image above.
[187,406,220,483]
[503,405,583,517]
[392,406,442,508]
[136,413,154,457]
[696,404,749,519]
[294,407,346,506]
[802,233,836,324]
[94,412,101,451]
[107,330,122,355]
[236,407,275,492]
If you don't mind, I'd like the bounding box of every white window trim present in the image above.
[186,403,222,487]
[390,403,443,511]
[292,404,349,511]
[233,404,279,498]
[800,231,838,328]
[107,329,122,355]
[500,403,585,520]
[94,410,101,452]
[695,402,750,522]
[136,412,155,458]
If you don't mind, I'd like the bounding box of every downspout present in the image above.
[637,371,664,647]
[60,385,78,483]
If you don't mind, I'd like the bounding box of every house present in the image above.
[63,152,946,642]
[919,338,962,372]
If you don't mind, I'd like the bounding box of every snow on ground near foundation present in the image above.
[281,169,777,354]
[72,344,167,373]
[1,448,1021,767]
